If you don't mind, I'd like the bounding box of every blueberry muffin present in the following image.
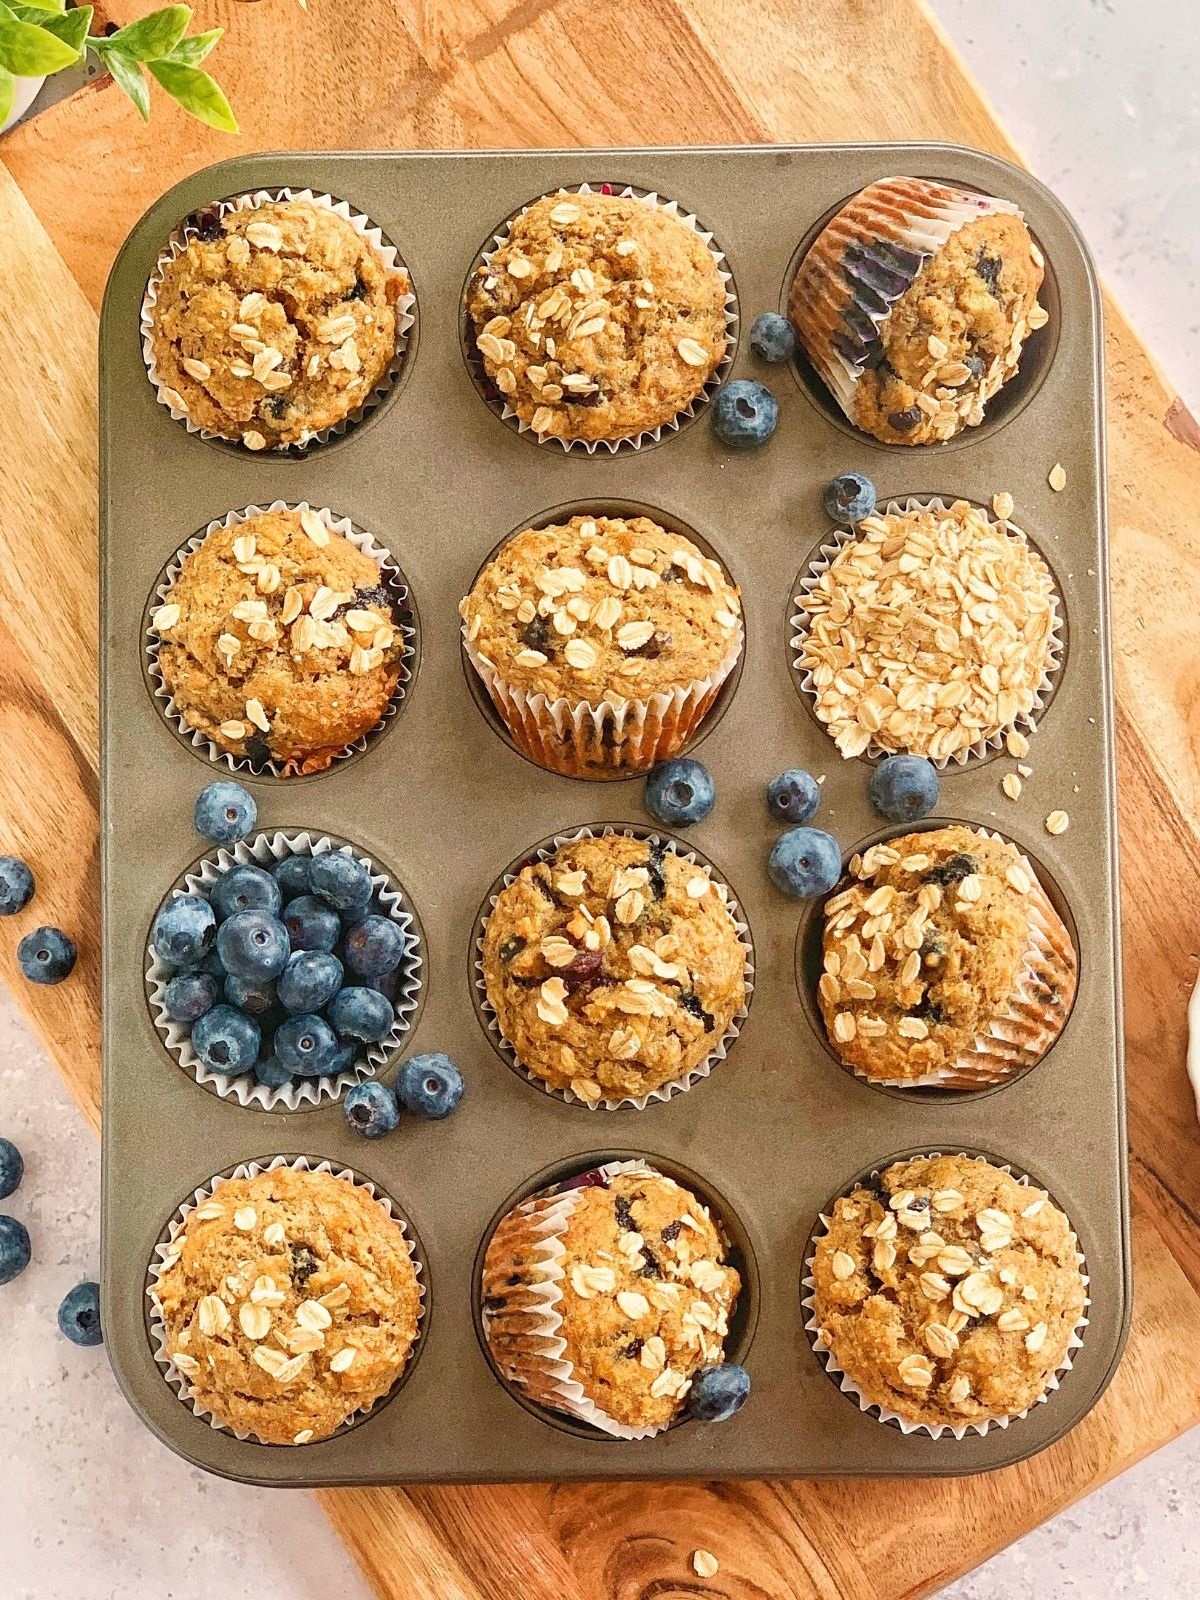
[152,1166,420,1444]
[482,833,746,1104]
[482,1162,741,1433]
[794,498,1059,762]
[818,826,1076,1088]
[810,1154,1086,1430]
[147,197,408,448]
[466,191,727,444]
[788,178,1047,446]
[460,514,742,776]
[152,508,406,773]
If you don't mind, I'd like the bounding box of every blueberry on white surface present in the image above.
[0,1138,22,1201]
[0,1215,31,1285]
[57,1281,103,1347]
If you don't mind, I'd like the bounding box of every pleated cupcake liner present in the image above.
[142,186,416,451]
[145,500,417,779]
[789,497,1063,769]
[475,825,754,1111]
[464,182,737,454]
[801,1152,1089,1440]
[145,830,423,1111]
[145,1154,426,1446]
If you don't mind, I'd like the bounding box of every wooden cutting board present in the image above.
[3,2,1200,1595]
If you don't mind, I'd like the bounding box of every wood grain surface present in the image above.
[2,1,1199,1596]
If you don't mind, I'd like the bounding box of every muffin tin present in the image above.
[99,146,1126,1485]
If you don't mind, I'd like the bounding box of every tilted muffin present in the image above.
[152,508,406,773]
[482,1162,741,1434]
[152,1166,421,1444]
[788,177,1047,446]
[482,833,746,1105]
[818,825,1076,1088]
[147,198,408,449]
[461,514,742,776]
[466,190,728,444]
[793,498,1059,762]
[810,1154,1086,1431]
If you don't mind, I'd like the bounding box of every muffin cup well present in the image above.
[464,183,737,454]
[789,497,1064,769]
[801,1152,1089,1440]
[145,1154,427,1445]
[142,187,416,452]
[146,830,423,1111]
[145,500,417,779]
[787,177,1037,430]
[474,825,754,1111]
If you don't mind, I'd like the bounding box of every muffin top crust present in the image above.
[810,1154,1086,1429]
[461,515,741,703]
[152,1166,420,1445]
[148,198,407,448]
[466,191,727,443]
[481,834,746,1103]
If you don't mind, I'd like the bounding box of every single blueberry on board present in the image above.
[163,971,220,1023]
[328,985,394,1044]
[216,911,290,981]
[0,855,35,916]
[281,894,341,953]
[57,1281,103,1347]
[274,1013,340,1076]
[343,1080,400,1139]
[396,1053,465,1120]
[342,914,406,979]
[688,1362,750,1422]
[309,851,373,913]
[0,1138,23,1201]
[190,1004,260,1075]
[767,827,842,898]
[209,864,281,921]
[277,950,344,1013]
[766,769,821,825]
[644,758,716,828]
[222,973,278,1016]
[748,311,797,364]
[868,754,941,822]
[271,853,313,900]
[0,1214,32,1284]
[193,781,257,844]
[17,926,77,985]
[151,894,215,968]
[822,472,876,526]
[711,377,778,449]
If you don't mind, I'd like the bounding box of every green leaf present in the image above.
[16,0,66,13]
[163,25,220,66]
[108,4,190,62]
[35,3,88,54]
[0,65,13,126]
[0,16,81,74]
[101,46,149,120]
[147,58,237,132]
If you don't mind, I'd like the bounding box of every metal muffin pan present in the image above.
[100,146,1126,1486]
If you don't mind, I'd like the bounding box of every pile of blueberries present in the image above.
[0,1137,103,1346]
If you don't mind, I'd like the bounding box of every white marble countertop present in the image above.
[2,1,1198,1596]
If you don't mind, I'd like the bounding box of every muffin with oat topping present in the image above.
[152,507,407,774]
[151,1165,421,1445]
[817,825,1076,1089]
[146,197,408,449]
[481,833,747,1105]
[482,1161,741,1434]
[792,498,1060,763]
[788,177,1047,446]
[466,190,728,444]
[461,514,742,777]
[809,1153,1086,1431]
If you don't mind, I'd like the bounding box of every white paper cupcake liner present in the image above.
[146,830,423,1110]
[146,1155,427,1445]
[465,182,737,454]
[789,497,1064,769]
[474,825,753,1110]
[801,1152,1089,1440]
[146,500,417,778]
[142,187,416,451]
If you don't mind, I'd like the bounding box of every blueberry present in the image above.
[711,377,778,449]
[209,864,281,921]
[328,986,394,1044]
[688,1362,750,1422]
[253,1056,294,1088]
[822,471,876,526]
[0,1139,23,1200]
[0,855,34,915]
[271,854,313,900]
[748,311,797,364]
[343,914,406,978]
[274,1013,340,1076]
[57,1281,103,1347]
[766,768,821,825]
[644,758,716,828]
[768,827,842,898]
[343,1080,400,1139]
[324,1041,358,1079]
[0,1215,31,1284]
[216,911,290,980]
[222,973,277,1015]
[281,894,341,952]
[163,971,219,1022]
[190,1004,260,1074]
[868,754,941,822]
[309,851,373,913]
[396,1052,464,1120]
[152,894,216,968]
[17,926,76,985]
[193,781,257,844]
[277,950,343,1013]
